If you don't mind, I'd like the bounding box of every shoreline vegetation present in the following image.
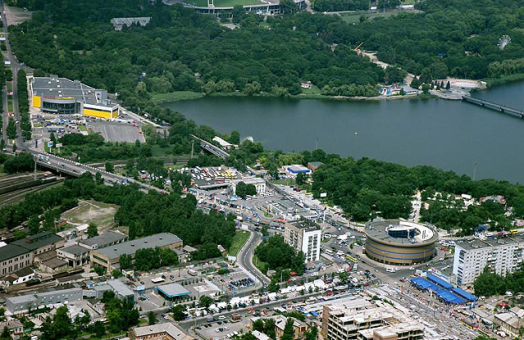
[153,72,524,104]
[152,89,431,104]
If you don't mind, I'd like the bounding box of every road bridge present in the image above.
[31,150,163,193]
[191,134,230,159]
[462,95,524,118]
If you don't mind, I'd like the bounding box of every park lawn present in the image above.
[271,178,295,186]
[185,0,261,6]
[253,254,267,273]
[151,91,204,104]
[78,125,88,131]
[340,11,404,24]
[229,230,250,256]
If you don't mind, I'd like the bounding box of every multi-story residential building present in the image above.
[284,220,321,262]
[453,236,524,287]
[321,296,424,340]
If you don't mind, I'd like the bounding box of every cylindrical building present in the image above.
[364,220,438,266]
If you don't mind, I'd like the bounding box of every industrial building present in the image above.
[108,279,134,301]
[452,235,524,287]
[30,76,119,119]
[0,232,63,277]
[284,219,322,262]
[79,231,128,250]
[90,233,183,270]
[57,244,90,267]
[321,296,424,340]
[364,220,438,266]
[6,287,83,314]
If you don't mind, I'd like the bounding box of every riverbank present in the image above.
[152,90,432,104]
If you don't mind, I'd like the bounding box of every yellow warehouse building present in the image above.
[30,76,119,119]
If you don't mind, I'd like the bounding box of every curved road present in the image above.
[236,231,270,286]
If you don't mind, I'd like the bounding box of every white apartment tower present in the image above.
[284,220,322,262]
[453,236,524,287]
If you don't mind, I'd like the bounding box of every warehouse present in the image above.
[30,76,119,119]
[364,219,438,266]
[90,233,183,270]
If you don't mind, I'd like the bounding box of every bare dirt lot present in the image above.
[61,199,119,232]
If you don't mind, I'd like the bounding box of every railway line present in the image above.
[0,180,62,206]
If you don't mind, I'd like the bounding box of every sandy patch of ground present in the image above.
[61,199,119,232]
[4,6,32,26]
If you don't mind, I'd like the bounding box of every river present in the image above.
[163,82,524,183]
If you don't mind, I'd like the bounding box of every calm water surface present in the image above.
[163,82,524,183]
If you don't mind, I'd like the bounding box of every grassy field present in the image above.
[229,231,250,256]
[185,0,261,6]
[151,91,204,104]
[340,11,403,24]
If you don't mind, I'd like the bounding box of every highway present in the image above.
[236,230,271,286]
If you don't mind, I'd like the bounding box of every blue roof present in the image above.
[427,274,453,289]
[452,287,477,302]
[410,278,439,291]
[310,311,319,316]
[435,289,466,304]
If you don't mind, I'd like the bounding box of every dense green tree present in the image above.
[87,222,98,238]
[148,311,157,325]
[255,235,305,275]
[172,305,187,321]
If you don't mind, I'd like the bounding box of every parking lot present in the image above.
[89,120,145,143]
[196,317,248,340]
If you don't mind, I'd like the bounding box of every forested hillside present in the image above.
[9,0,383,101]
[291,0,524,81]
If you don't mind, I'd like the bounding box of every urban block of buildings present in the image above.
[30,76,119,119]
[321,296,424,340]
[284,220,322,262]
[453,235,524,287]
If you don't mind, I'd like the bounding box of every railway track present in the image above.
[0,181,62,207]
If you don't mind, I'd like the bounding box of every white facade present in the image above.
[284,222,321,262]
[453,237,524,287]
[231,177,266,195]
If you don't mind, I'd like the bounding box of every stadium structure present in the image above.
[164,0,306,17]
[364,219,438,266]
[30,76,119,119]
